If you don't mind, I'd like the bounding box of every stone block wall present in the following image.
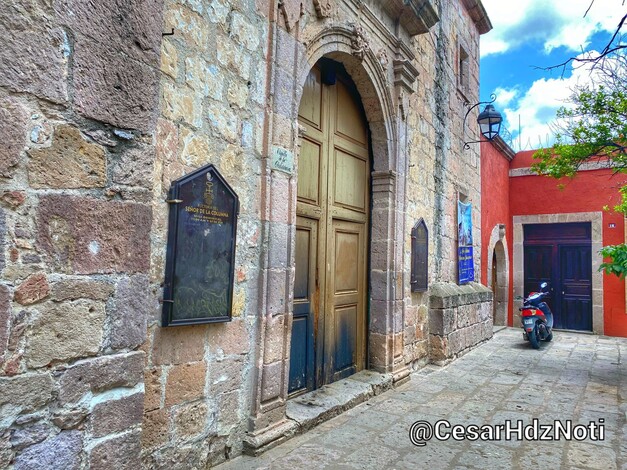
[428,282,494,365]
[141,0,268,467]
[1,0,494,467]
[0,0,163,467]
[402,0,488,370]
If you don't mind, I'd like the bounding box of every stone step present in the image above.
[286,370,394,433]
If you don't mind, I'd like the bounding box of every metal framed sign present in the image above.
[458,200,474,284]
[162,164,239,326]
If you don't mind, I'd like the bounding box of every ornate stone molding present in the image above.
[312,0,332,18]
[279,0,303,32]
[393,58,419,119]
[350,24,370,61]
[393,58,419,93]
[377,48,390,70]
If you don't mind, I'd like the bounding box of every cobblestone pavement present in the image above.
[217,327,627,469]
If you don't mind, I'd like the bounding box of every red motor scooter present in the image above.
[520,282,554,349]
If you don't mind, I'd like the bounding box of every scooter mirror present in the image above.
[540,282,548,289]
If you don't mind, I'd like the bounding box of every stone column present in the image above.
[245,8,302,452]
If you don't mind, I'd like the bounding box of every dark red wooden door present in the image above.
[523,223,592,331]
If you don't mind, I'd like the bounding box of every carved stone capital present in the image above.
[393,58,419,93]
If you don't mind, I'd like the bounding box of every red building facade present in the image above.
[481,140,627,337]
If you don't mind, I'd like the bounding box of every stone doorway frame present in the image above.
[247,24,417,447]
[513,213,604,334]
[486,224,508,326]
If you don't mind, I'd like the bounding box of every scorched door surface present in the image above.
[288,61,369,394]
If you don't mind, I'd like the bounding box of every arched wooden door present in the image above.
[289,60,369,394]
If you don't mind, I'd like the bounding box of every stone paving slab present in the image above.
[217,328,627,469]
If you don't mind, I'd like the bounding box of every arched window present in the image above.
[411,219,428,292]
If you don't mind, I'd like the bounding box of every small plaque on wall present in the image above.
[162,164,239,326]
[411,219,428,292]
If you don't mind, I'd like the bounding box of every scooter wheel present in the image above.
[529,327,540,349]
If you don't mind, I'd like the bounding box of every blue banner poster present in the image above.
[458,200,474,284]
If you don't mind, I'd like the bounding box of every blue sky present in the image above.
[480,0,626,151]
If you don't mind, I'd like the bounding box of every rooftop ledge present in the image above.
[382,1,493,36]
[382,0,439,36]
[462,0,493,35]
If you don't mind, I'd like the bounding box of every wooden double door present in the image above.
[523,223,593,331]
[288,60,369,394]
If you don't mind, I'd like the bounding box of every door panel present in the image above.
[523,244,557,325]
[334,230,360,293]
[299,67,323,129]
[290,61,369,393]
[333,304,358,373]
[560,245,592,330]
[297,139,322,205]
[523,245,553,300]
[335,79,368,145]
[334,149,367,211]
[327,220,366,382]
[289,218,318,394]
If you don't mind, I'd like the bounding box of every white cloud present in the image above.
[496,51,612,150]
[481,0,625,58]
[493,87,518,107]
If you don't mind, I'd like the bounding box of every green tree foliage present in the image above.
[533,84,627,184]
[599,244,627,278]
[532,12,627,277]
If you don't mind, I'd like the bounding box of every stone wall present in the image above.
[0,1,163,467]
[428,283,494,365]
[402,0,490,370]
[141,0,269,467]
[1,0,494,468]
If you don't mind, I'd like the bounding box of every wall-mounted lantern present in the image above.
[463,94,503,149]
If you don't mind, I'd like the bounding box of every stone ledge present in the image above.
[243,370,394,456]
[382,0,439,36]
[242,419,299,457]
[429,282,492,309]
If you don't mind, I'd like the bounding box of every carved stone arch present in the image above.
[296,26,397,172]
[289,26,407,376]
[250,19,418,451]
[487,224,509,326]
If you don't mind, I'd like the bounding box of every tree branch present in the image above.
[534,13,627,76]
